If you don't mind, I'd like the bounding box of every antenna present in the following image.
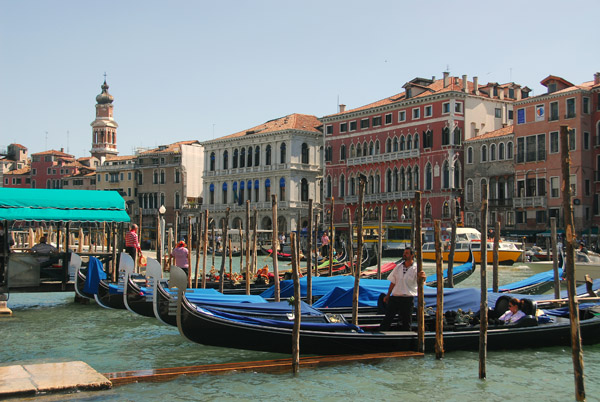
[67,130,70,153]
[446,64,450,72]
[45,131,48,150]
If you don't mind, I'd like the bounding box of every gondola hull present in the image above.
[177,295,600,355]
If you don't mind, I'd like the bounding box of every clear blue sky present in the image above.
[1,0,598,158]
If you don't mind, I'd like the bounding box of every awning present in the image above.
[537,230,566,237]
[0,188,130,223]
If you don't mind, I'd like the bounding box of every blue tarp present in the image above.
[260,276,359,298]
[192,300,322,316]
[425,259,473,283]
[83,257,106,294]
[493,268,564,292]
[186,292,268,305]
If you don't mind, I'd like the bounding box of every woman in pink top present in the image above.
[171,241,190,272]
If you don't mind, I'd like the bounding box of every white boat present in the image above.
[526,250,600,283]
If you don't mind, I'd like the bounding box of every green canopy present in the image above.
[0,188,130,223]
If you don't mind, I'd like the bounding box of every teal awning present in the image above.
[537,230,566,237]
[0,188,130,223]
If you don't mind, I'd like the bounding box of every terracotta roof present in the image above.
[4,166,31,175]
[139,140,200,155]
[540,75,574,88]
[465,125,514,142]
[31,149,74,158]
[10,143,27,149]
[323,76,488,118]
[105,154,136,161]
[211,114,322,141]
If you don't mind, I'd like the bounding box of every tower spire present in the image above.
[90,76,119,160]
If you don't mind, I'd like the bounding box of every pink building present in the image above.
[30,149,76,189]
[320,73,527,251]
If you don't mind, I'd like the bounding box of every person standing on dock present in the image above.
[321,232,330,258]
[379,247,426,331]
[125,224,141,261]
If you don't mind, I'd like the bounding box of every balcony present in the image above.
[346,149,420,167]
[513,196,547,209]
[489,198,513,207]
[345,190,415,204]
[204,163,318,178]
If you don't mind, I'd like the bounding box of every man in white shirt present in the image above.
[379,247,426,331]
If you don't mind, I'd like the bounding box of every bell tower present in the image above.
[90,76,119,161]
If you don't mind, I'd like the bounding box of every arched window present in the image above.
[442,127,450,145]
[222,182,228,204]
[368,174,374,194]
[153,169,158,184]
[247,180,252,202]
[350,144,356,158]
[406,167,412,190]
[350,176,355,195]
[222,151,228,170]
[233,149,238,168]
[279,177,286,201]
[374,172,380,193]
[326,175,332,198]
[499,143,505,160]
[239,180,245,204]
[413,134,419,149]
[393,137,399,152]
[375,140,380,154]
[265,178,271,200]
[425,163,432,190]
[209,183,215,204]
[442,161,450,189]
[339,174,345,197]
[209,152,215,171]
[467,146,473,164]
[413,166,419,190]
[386,169,393,192]
[481,145,487,162]
[302,143,309,164]
[280,143,286,164]
[490,144,496,161]
[340,144,346,160]
[240,148,246,168]
[407,135,412,150]
[265,145,271,165]
[454,161,462,189]
[369,141,374,155]
[255,146,260,166]
[400,166,406,191]
[160,169,165,184]
[425,202,432,218]
[301,178,309,201]
[466,179,474,203]
[356,143,362,156]
[247,146,253,167]
[254,179,259,202]
[386,138,392,153]
[400,136,405,151]
[453,127,461,145]
[507,142,514,159]
[393,167,399,191]
[363,141,368,156]
[442,201,450,218]
[480,178,488,198]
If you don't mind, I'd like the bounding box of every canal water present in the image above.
[2,256,599,401]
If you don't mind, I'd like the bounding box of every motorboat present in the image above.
[526,250,600,283]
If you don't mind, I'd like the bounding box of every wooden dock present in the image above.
[0,352,422,397]
[104,351,423,386]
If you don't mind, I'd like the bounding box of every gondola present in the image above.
[425,249,476,288]
[169,266,600,355]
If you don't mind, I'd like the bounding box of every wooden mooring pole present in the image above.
[271,195,280,302]
[202,211,209,289]
[434,220,444,359]
[218,208,230,294]
[561,124,585,401]
[329,197,334,277]
[479,182,488,379]
[290,232,301,373]
[194,218,201,288]
[352,177,365,325]
[447,198,457,288]
[306,199,313,304]
[415,192,424,353]
[493,218,500,293]
[377,204,383,279]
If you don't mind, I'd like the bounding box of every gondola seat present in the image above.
[512,298,538,327]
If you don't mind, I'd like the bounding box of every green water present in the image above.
[2,258,599,401]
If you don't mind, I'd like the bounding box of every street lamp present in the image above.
[159,205,166,267]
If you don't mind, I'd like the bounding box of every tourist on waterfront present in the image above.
[499,297,526,324]
[31,236,58,267]
[171,241,190,286]
[125,224,141,261]
[321,232,330,257]
[379,247,426,331]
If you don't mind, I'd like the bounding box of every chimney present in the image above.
[473,76,479,95]
[60,147,64,153]
[595,72,600,85]
[443,72,449,88]
[432,76,436,81]
[499,89,504,100]
[339,104,346,113]
[462,75,468,93]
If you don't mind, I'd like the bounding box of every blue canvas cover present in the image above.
[83,257,106,294]
[191,300,323,316]
[425,259,473,283]
[260,276,358,298]
[493,268,564,292]
[186,292,268,305]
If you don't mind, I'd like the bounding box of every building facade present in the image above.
[30,149,76,189]
[201,113,323,233]
[512,73,600,238]
[321,73,528,245]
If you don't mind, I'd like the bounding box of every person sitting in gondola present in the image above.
[379,247,427,331]
[498,297,526,324]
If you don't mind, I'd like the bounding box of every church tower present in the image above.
[90,78,119,160]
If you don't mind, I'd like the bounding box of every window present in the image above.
[566,98,576,118]
[490,144,496,161]
[175,169,180,183]
[516,211,525,224]
[584,132,590,150]
[340,122,347,133]
[222,151,228,169]
[570,174,577,196]
[569,128,576,151]
[442,102,450,114]
[423,129,433,148]
[495,108,502,118]
[442,127,450,146]
[507,142,514,159]
[550,131,559,153]
[340,145,346,160]
[549,102,559,121]
[398,111,406,122]
[279,177,286,201]
[424,105,432,117]
[349,121,357,131]
[467,146,473,164]
[301,143,309,164]
[385,113,392,124]
[360,119,370,129]
[585,179,590,196]
[481,145,488,162]
[128,172,132,180]
[265,145,271,165]
[508,110,514,120]
[325,125,333,135]
[255,146,260,165]
[454,102,463,113]
[536,210,547,224]
[339,174,345,197]
[324,146,332,162]
[209,152,215,171]
[301,178,309,201]
[233,149,238,168]
[517,108,526,124]
[498,143,505,160]
[466,179,474,203]
[280,143,286,163]
[247,146,253,167]
[412,108,420,119]
[372,116,382,127]
[583,97,590,114]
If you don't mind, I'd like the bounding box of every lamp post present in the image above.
[159,205,166,267]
